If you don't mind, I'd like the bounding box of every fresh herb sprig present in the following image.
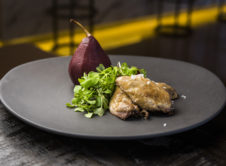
[66,62,146,118]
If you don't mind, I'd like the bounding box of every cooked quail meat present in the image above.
[116,75,172,113]
[157,82,178,99]
[109,86,140,119]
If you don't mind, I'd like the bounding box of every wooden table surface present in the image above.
[0,102,225,166]
[0,25,226,166]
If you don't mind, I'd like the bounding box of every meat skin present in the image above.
[109,86,140,120]
[116,75,172,113]
[157,82,178,99]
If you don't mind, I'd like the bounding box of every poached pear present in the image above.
[68,19,111,84]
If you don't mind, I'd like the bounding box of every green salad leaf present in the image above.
[66,62,147,118]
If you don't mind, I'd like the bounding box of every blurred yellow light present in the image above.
[35,6,222,55]
[0,5,224,56]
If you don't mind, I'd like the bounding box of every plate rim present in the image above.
[0,56,225,140]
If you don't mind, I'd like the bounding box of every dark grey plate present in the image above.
[0,55,225,140]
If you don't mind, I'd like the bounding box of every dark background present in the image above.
[0,0,215,40]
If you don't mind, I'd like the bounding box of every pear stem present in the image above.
[70,19,91,37]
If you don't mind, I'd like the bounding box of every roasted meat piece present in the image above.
[116,75,172,113]
[109,86,140,119]
[109,74,178,119]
